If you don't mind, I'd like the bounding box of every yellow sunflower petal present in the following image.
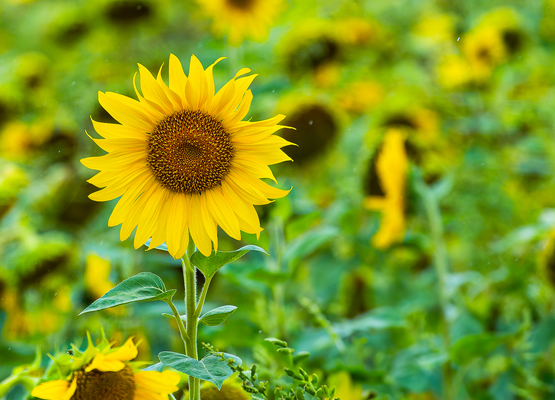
[134,370,180,393]
[134,185,169,249]
[138,64,174,114]
[189,194,213,256]
[106,337,138,361]
[166,193,187,258]
[92,118,148,140]
[200,193,218,252]
[201,57,226,113]
[98,92,154,132]
[169,54,188,106]
[185,55,208,110]
[31,380,72,400]
[84,353,125,372]
[206,187,241,240]
[108,173,155,227]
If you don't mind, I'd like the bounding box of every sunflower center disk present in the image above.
[147,110,234,194]
[71,367,135,400]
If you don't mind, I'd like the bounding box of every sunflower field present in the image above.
[2,0,555,399]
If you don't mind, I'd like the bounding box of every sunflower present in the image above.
[363,128,408,249]
[82,55,292,258]
[31,335,180,400]
[196,0,284,45]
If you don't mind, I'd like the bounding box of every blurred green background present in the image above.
[2,0,555,399]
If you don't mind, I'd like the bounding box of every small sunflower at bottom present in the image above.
[31,333,180,400]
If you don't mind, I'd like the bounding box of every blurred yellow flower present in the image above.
[197,0,285,45]
[334,17,381,46]
[363,128,408,249]
[199,377,248,400]
[462,26,506,81]
[82,55,292,258]
[336,80,384,114]
[85,254,114,299]
[31,335,180,400]
[0,119,54,161]
[539,229,555,290]
[437,54,472,89]
[413,13,456,44]
[328,371,364,400]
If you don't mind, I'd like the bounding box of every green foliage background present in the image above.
[2,0,555,399]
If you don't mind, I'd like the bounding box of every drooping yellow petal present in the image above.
[84,353,126,372]
[166,193,186,258]
[31,380,72,400]
[205,187,241,240]
[189,194,213,257]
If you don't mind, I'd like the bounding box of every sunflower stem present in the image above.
[194,276,212,318]
[165,299,189,348]
[182,251,201,400]
[414,169,454,400]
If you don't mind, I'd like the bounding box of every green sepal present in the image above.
[199,305,238,326]
[265,338,288,348]
[80,272,176,315]
[158,351,241,389]
[190,245,268,280]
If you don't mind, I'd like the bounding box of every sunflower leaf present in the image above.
[158,351,241,389]
[79,272,176,315]
[199,305,237,326]
[190,245,268,279]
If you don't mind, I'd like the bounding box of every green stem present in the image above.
[195,276,212,318]
[164,299,189,349]
[182,250,201,400]
[415,171,454,400]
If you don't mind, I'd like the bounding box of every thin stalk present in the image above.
[165,299,189,349]
[415,172,454,400]
[182,251,200,400]
[194,276,212,318]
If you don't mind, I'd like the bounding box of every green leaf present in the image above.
[199,305,237,326]
[80,272,176,315]
[284,226,338,265]
[191,245,268,280]
[158,351,241,389]
[451,333,508,365]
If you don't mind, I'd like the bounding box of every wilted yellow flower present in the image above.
[197,0,285,45]
[32,335,180,400]
[363,128,408,249]
[82,55,292,258]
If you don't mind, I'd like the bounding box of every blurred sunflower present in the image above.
[199,377,248,400]
[462,26,506,81]
[31,335,180,400]
[197,0,285,45]
[82,55,292,258]
[363,128,408,249]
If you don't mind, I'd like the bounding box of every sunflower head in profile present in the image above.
[196,0,284,45]
[31,333,180,400]
[82,55,293,258]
